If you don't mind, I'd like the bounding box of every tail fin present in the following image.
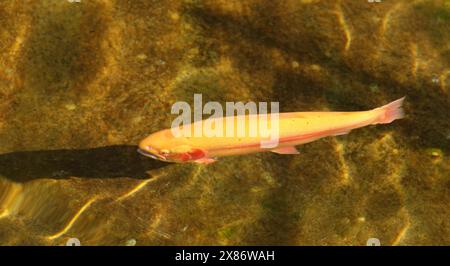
[375,97,405,124]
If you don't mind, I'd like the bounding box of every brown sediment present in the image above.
[0,0,448,245]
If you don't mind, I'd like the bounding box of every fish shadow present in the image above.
[0,145,171,182]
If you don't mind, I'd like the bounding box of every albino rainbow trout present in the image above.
[138,97,405,164]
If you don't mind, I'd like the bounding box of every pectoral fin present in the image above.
[333,129,351,136]
[194,158,217,164]
[187,148,206,160]
[271,146,299,154]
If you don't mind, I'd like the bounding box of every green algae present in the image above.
[414,1,450,48]
[218,226,236,240]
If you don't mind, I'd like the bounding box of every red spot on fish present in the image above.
[187,149,206,160]
[169,149,205,162]
[181,153,192,161]
[170,153,190,162]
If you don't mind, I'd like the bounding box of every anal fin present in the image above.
[271,146,299,154]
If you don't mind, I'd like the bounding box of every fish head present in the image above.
[137,145,168,161]
[138,145,206,163]
[138,130,174,162]
[138,129,203,163]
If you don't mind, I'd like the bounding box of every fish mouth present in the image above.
[137,148,165,161]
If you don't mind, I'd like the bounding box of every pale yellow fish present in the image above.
[138,97,405,164]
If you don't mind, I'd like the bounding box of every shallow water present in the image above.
[0,0,448,245]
